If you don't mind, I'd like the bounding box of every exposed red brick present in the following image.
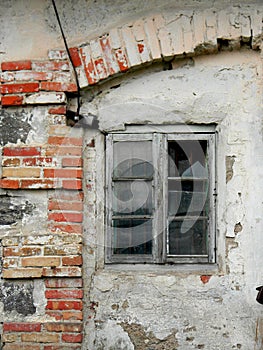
[45,289,83,299]
[1,60,32,71]
[4,247,41,257]
[48,201,83,211]
[62,256,83,266]
[80,48,99,85]
[48,212,83,223]
[45,146,82,157]
[3,322,41,332]
[41,82,77,92]
[48,106,67,115]
[44,345,81,350]
[1,83,39,94]
[62,311,83,321]
[46,300,83,310]
[3,147,41,157]
[62,157,82,167]
[48,136,82,146]
[3,344,41,350]
[69,47,82,67]
[200,275,212,284]
[62,333,83,343]
[44,168,82,179]
[45,278,83,288]
[1,95,24,106]
[0,179,19,189]
[62,179,82,190]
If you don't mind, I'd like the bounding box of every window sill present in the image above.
[104,263,220,276]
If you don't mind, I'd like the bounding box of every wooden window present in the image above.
[106,128,216,264]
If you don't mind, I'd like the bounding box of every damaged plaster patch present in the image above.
[121,323,178,350]
[234,222,243,234]
[0,109,32,145]
[0,281,36,316]
[226,156,235,183]
[0,194,35,226]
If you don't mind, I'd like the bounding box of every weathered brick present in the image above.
[32,61,70,71]
[48,49,67,60]
[48,136,83,146]
[69,47,82,67]
[3,268,42,279]
[46,300,83,310]
[0,179,19,189]
[44,169,82,179]
[45,146,82,157]
[1,83,39,94]
[4,247,41,257]
[62,179,82,190]
[1,60,32,71]
[62,256,83,266]
[3,147,41,157]
[50,191,84,202]
[44,322,83,332]
[2,158,20,167]
[48,201,83,211]
[44,345,81,350]
[14,71,53,81]
[20,179,55,189]
[21,333,60,343]
[3,344,40,350]
[21,257,60,267]
[45,289,83,299]
[62,333,83,343]
[99,35,119,75]
[62,157,82,167]
[44,245,82,256]
[115,48,129,72]
[2,333,20,343]
[80,46,99,85]
[3,323,41,332]
[43,267,82,278]
[48,106,67,115]
[48,223,82,234]
[1,95,24,106]
[2,167,41,178]
[48,212,83,223]
[41,82,77,92]
[62,311,83,321]
[3,257,19,268]
[22,157,55,167]
[45,278,83,288]
[0,71,14,82]
[25,92,67,105]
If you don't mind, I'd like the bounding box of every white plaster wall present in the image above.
[82,50,263,349]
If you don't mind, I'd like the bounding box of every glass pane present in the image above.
[168,219,208,255]
[113,181,152,215]
[168,191,207,216]
[113,141,153,178]
[168,140,208,178]
[112,219,152,255]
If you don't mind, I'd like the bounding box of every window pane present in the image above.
[168,191,207,216]
[113,181,152,215]
[168,219,208,255]
[168,140,208,178]
[113,141,153,178]
[112,219,152,255]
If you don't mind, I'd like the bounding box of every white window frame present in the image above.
[105,125,216,265]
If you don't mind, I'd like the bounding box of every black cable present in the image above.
[51,0,81,117]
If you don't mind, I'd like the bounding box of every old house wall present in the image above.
[0,1,262,349]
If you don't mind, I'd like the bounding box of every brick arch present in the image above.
[1,10,262,107]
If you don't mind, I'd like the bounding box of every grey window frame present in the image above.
[105,126,216,265]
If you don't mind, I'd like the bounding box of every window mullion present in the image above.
[152,133,166,263]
